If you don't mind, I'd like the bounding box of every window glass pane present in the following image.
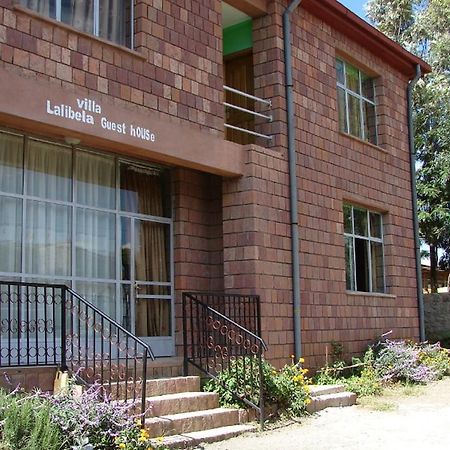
[363,101,377,145]
[76,209,115,279]
[348,94,362,138]
[76,151,115,209]
[336,59,345,85]
[345,63,360,94]
[361,73,374,101]
[25,201,71,276]
[337,87,347,134]
[370,212,382,238]
[353,208,368,236]
[343,204,353,233]
[0,197,22,273]
[0,132,23,194]
[345,236,355,290]
[99,0,129,46]
[61,0,94,35]
[75,282,116,320]
[355,238,370,292]
[26,140,72,201]
[121,217,131,281]
[20,0,56,18]
[371,242,385,293]
[120,164,171,217]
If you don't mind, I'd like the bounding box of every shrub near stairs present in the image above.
[204,356,311,418]
[0,385,169,450]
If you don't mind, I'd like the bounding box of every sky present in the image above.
[339,0,366,19]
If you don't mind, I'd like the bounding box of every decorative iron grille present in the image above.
[0,281,154,420]
[182,292,267,428]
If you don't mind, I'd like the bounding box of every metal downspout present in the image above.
[283,0,303,359]
[408,64,426,341]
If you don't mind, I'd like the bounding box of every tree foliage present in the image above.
[367,0,450,290]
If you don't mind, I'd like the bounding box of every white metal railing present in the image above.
[223,85,272,141]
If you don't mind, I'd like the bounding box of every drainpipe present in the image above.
[283,0,303,359]
[407,64,426,342]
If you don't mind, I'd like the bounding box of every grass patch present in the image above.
[358,397,397,412]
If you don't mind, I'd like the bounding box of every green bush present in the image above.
[0,390,63,450]
[204,356,311,418]
[343,349,382,396]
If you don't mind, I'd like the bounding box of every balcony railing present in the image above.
[224,85,272,142]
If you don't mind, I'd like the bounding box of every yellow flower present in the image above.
[299,357,305,363]
[119,444,126,449]
[140,429,149,439]
[302,368,309,374]
[305,398,312,405]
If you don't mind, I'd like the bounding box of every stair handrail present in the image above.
[64,286,154,421]
[182,292,267,428]
[0,280,154,422]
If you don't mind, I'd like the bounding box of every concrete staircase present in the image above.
[142,376,257,448]
[307,384,357,413]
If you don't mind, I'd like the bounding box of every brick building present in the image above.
[0,0,430,375]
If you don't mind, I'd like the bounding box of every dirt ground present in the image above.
[203,377,450,450]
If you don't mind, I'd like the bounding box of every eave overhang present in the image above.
[302,0,431,78]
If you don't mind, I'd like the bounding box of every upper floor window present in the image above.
[336,59,377,145]
[20,0,132,47]
[344,204,385,293]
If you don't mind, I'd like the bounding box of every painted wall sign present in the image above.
[0,68,243,177]
[46,97,156,142]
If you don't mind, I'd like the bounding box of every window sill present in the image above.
[14,4,146,61]
[346,290,396,299]
[339,131,388,155]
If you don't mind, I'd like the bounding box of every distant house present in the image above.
[422,265,450,293]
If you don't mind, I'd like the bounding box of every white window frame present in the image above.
[337,58,378,145]
[344,204,385,293]
[20,0,134,49]
[0,129,174,356]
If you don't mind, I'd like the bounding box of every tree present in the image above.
[367,0,450,292]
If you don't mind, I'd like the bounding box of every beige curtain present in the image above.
[100,0,126,45]
[21,0,53,16]
[121,166,170,337]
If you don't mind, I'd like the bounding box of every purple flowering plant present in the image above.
[374,340,449,384]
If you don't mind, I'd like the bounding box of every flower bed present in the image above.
[0,384,168,450]
[204,356,311,419]
[315,340,450,397]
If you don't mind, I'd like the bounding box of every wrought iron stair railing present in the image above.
[0,281,154,420]
[182,292,267,428]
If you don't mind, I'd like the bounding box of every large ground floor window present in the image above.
[0,129,173,356]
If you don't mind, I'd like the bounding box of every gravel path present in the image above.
[203,377,450,450]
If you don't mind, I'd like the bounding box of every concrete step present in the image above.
[307,391,357,414]
[156,423,258,449]
[309,384,346,397]
[105,376,200,400]
[145,407,249,437]
[147,391,219,417]
[147,376,201,397]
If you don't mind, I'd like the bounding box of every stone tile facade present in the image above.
[0,0,425,370]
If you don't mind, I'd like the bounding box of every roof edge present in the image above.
[302,0,431,77]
